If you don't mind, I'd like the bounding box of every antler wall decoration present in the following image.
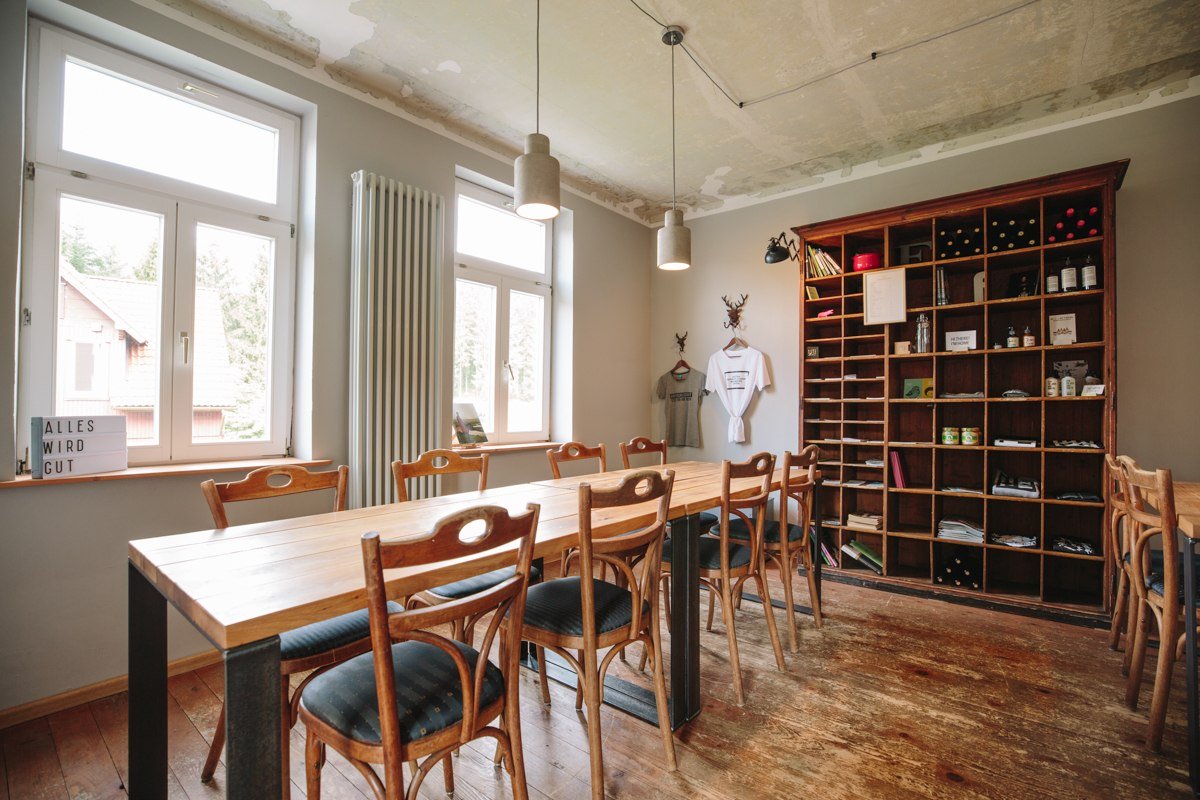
[722,294,749,330]
[674,331,688,354]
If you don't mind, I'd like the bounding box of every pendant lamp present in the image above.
[514,0,560,220]
[657,26,690,270]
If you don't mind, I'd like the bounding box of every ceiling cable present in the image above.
[535,0,540,132]
[624,0,1041,110]
[670,41,676,210]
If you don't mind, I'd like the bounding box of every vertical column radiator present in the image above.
[348,170,443,507]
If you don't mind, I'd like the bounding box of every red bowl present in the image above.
[852,252,881,271]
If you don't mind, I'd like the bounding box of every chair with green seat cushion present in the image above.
[521,470,678,799]
[394,448,533,646]
[658,453,787,706]
[298,503,540,800]
[198,464,384,798]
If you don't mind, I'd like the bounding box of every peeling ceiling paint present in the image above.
[151,0,1200,223]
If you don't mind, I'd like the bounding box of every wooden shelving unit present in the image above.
[795,162,1126,619]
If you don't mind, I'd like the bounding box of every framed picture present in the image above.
[1049,313,1078,345]
[452,403,488,445]
[863,269,907,326]
[805,345,820,359]
[805,285,820,301]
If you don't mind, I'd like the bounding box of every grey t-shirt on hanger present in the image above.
[655,369,707,448]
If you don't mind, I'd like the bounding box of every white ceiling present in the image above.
[155,0,1200,222]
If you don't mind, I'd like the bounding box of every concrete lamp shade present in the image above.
[514,133,560,220]
[657,209,691,270]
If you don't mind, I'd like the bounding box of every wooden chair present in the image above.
[619,436,666,469]
[392,449,537,645]
[200,464,395,797]
[391,448,488,503]
[520,470,677,799]
[727,447,823,650]
[1117,456,1196,751]
[661,453,787,705]
[298,504,540,800]
[1106,454,1137,669]
[546,440,607,479]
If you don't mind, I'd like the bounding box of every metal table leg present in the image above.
[1183,529,1198,797]
[669,511,702,728]
[128,562,167,800]
[224,637,284,800]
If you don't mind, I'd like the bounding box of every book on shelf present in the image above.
[889,451,907,488]
[990,469,1041,498]
[849,540,884,571]
[841,543,883,574]
[936,516,984,543]
[846,511,882,531]
[820,541,838,567]
[993,437,1038,448]
[805,245,843,278]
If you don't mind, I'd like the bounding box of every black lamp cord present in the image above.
[670,41,676,212]
[535,0,540,134]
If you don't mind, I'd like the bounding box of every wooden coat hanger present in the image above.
[671,331,691,375]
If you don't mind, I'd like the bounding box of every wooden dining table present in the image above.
[125,460,817,800]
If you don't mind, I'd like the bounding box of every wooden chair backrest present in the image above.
[1106,454,1131,573]
[392,449,489,503]
[716,452,776,572]
[547,441,607,479]
[779,446,821,549]
[200,464,349,528]
[573,470,674,649]
[1116,456,1177,607]
[360,503,539,788]
[619,437,667,469]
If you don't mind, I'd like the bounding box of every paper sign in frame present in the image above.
[863,269,908,326]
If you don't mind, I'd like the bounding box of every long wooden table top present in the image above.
[128,461,777,650]
[1176,481,1200,539]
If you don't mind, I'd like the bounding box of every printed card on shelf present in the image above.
[945,330,976,352]
[1049,313,1078,345]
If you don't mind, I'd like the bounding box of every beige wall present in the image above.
[0,0,650,710]
[650,96,1200,484]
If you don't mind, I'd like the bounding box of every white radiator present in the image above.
[348,171,444,507]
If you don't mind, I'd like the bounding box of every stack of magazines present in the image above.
[846,511,882,531]
[937,516,984,543]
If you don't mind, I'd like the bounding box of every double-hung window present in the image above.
[452,180,552,443]
[18,25,299,465]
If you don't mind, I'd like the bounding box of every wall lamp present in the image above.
[764,231,799,264]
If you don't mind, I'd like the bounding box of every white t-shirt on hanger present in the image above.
[705,346,770,443]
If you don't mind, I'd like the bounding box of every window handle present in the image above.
[179,331,190,364]
[504,361,514,381]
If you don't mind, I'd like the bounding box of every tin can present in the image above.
[1045,377,1060,397]
[942,427,961,445]
[961,427,981,446]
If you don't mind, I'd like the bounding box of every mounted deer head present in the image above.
[722,294,749,330]
[674,331,688,354]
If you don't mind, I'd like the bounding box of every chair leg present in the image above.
[1125,600,1151,710]
[201,703,225,783]
[575,650,586,711]
[754,569,788,672]
[580,646,606,800]
[534,645,552,706]
[1122,581,1140,676]
[503,681,530,800]
[805,549,824,629]
[778,549,800,653]
[1147,614,1180,751]
[648,627,678,771]
[1109,569,1129,650]
[305,728,325,800]
[717,578,745,706]
[705,586,716,631]
[441,754,455,796]
[662,574,671,620]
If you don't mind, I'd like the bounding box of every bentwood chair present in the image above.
[619,436,718,532]
[392,449,538,645]
[547,441,607,576]
[298,504,540,800]
[520,470,677,800]
[1106,454,1137,666]
[199,464,400,797]
[662,453,787,705]
[1117,456,1197,751]
[727,447,823,649]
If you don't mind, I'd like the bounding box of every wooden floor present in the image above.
[0,579,1191,799]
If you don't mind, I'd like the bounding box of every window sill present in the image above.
[0,456,333,490]
[449,441,560,456]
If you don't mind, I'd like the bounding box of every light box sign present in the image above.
[31,415,128,479]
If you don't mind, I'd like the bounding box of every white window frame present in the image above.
[32,24,298,222]
[18,24,298,466]
[453,180,552,443]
